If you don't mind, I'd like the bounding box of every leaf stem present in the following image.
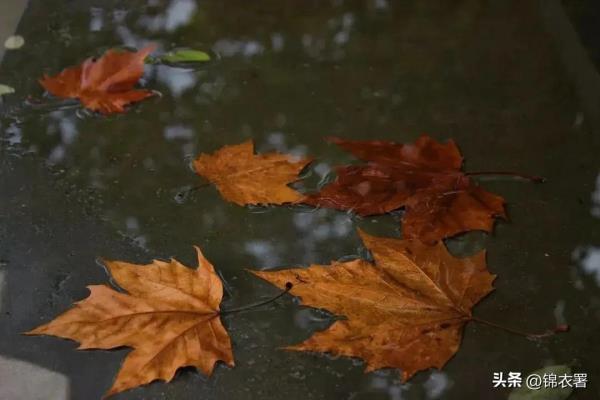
[471,316,568,339]
[465,171,546,183]
[220,282,293,315]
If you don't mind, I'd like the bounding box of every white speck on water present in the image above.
[424,371,451,399]
[89,7,104,32]
[573,245,600,287]
[271,33,284,51]
[0,84,15,96]
[164,125,194,140]
[4,35,25,50]
[165,0,197,32]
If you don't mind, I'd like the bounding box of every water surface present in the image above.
[1,1,599,399]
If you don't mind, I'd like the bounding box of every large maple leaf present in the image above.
[252,230,495,381]
[26,247,234,397]
[39,45,156,114]
[193,140,312,206]
[302,136,506,243]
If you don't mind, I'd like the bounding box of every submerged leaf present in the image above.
[303,136,506,243]
[26,247,234,397]
[252,229,495,381]
[39,45,156,114]
[193,140,312,206]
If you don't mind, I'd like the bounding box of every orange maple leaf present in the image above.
[302,136,507,243]
[252,230,495,381]
[26,247,234,397]
[39,45,156,114]
[193,140,312,206]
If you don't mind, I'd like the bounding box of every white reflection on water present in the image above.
[424,371,451,399]
[138,0,197,32]
[5,123,21,146]
[120,215,148,250]
[374,0,389,10]
[156,65,198,97]
[165,0,197,31]
[213,39,265,58]
[271,33,284,52]
[164,125,194,140]
[89,7,104,32]
[572,245,600,286]
[261,131,309,160]
[45,112,79,164]
[245,240,281,268]
[0,356,70,400]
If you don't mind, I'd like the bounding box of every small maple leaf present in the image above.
[193,140,312,206]
[251,229,495,381]
[26,247,234,397]
[39,45,156,114]
[302,136,506,243]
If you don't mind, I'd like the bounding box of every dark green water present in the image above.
[1,1,600,399]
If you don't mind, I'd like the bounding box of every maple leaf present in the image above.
[26,247,234,397]
[39,45,156,114]
[251,229,495,381]
[193,140,312,206]
[302,136,506,243]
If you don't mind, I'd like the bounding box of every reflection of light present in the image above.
[374,0,389,10]
[342,13,355,29]
[0,356,70,399]
[89,7,104,32]
[424,371,451,399]
[164,125,194,140]
[313,162,331,178]
[59,117,78,144]
[591,173,600,218]
[137,0,197,32]
[43,113,79,164]
[334,31,349,45]
[212,39,264,58]
[573,245,600,286]
[245,240,281,268]
[156,65,198,97]
[5,123,21,146]
[165,0,197,32]
[126,216,139,231]
[48,145,66,164]
[271,33,284,52]
[267,132,285,149]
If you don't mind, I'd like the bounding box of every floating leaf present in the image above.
[252,229,495,381]
[160,49,211,64]
[193,140,312,206]
[39,45,156,114]
[26,247,234,397]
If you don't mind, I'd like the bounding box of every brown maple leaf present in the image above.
[26,247,234,397]
[39,45,156,114]
[302,136,506,243]
[193,140,312,206]
[251,229,495,381]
